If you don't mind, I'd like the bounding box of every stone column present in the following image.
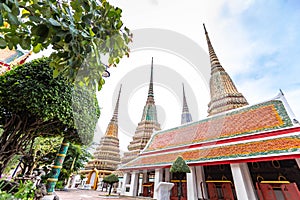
[195,166,208,199]
[165,168,170,182]
[121,172,129,195]
[187,166,197,200]
[129,171,139,196]
[153,168,163,199]
[231,163,257,200]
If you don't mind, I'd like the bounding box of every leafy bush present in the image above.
[55,181,64,190]
[0,180,35,200]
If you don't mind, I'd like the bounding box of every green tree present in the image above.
[0,58,99,175]
[56,143,92,186]
[170,156,190,200]
[0,0,132,88]
[19,136,63,175]
[103,174,119,195]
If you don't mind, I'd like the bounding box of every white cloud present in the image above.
[95,1,300,150]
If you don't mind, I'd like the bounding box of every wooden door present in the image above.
[281,183,300,200]
[222,182,235,200]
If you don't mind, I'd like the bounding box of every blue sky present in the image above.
[93,0,300,151]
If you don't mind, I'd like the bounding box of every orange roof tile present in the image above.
[144,100,292,152]
[123,135,300,169]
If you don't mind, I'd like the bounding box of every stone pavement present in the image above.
[54,189,154,200]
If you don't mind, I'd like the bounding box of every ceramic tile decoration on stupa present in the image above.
[181,84,193,124]
[204,24,248,116]
[121,58,161,165]
[82,85,122,189]
[119,25,300,200]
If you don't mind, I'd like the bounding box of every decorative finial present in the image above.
[203,23,208,34]
[279,89,284,96]
[148,57,154,97]
[112,84,122,122]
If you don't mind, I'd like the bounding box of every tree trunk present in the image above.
[0,114,60,177]
[108,184,113,195]
[0,115,34,176]
[178,173,183,200]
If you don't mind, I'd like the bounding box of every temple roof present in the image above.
[0,48,31,75]
[120,95,300,170]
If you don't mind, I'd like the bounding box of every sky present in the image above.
[89,0,300,152]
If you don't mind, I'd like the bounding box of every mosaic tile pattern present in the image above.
[144,100,292,152]
[123,135,300,169]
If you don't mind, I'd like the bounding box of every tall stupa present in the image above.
[122,58,161,164]
[85,85,122,173]
[203,24,248,116]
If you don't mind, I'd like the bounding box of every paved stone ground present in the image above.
[54,189,153,200]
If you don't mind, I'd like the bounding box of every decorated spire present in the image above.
[203,23,224,73]
[122,58,161,164]
[203,24,248,116]
[148,57,154,97]
[141,58,158,121]
[181,83,193,124]
[105,84,122,137]
[111,84,122,123]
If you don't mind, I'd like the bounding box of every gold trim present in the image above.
[171,180,187,183]
[261,181,290,184]
[62,143,69,146]
[57,154,66,157]
[47,178,58,182]
[52,165,63,169]
[206,180,232,183]
[272,160,280,169]
[278,175,287,181]
[257,175,264,182]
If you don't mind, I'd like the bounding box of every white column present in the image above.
[121,172,129,195]
[296,159,300,169]
[142,170,148,183]
[153,168,163,199]
[231,163,257,200]
[187,166,197,200]
[165,168,170,182]
[195,166,208,199]
[129,171,139,196]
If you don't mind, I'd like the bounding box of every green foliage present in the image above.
[0,58,99,143]
[170,156,191,173]
[36,142,92,184]
[0,180,35,200]
[0,58,99,174]
[0,0,132,88]
[103,174,119,195]
[20,136,63,175]
[0,190,14,200]
[103,174,119,184]
[55,181,64,190]
[3,155,20,176]
[13,181,35,200]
